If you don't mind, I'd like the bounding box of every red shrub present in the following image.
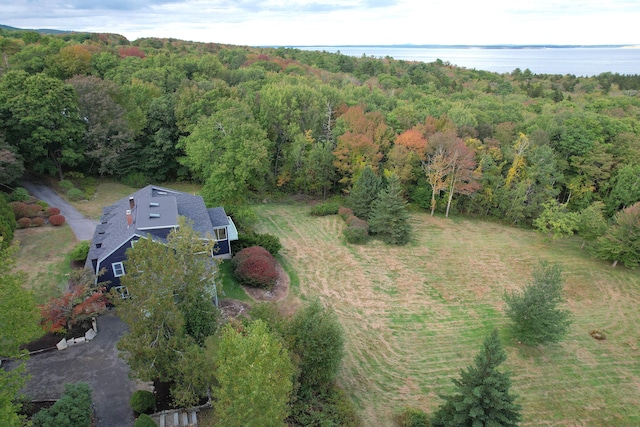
[9,201,30,219]
[46,207,61,216]
[232,245,272,268]
[17,217,32,228]
[118,46,145,58]
[233,246,278,289]
[49,214,66,226]
[32,217,45,227]
[338,206,354,221]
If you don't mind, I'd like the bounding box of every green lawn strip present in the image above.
[217,260,250,302]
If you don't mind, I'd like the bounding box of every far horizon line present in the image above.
[271,44,638,49]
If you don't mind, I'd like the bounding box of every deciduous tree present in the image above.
[214,320,294,427]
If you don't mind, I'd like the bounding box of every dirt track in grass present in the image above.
[253,203,640,426]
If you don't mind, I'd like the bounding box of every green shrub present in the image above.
[70,241,90,262]
[134,413,158,427]
[232,231,282,255]
[36,200,49,209]
[32,382,93,427]
[121,172,149,189]
[0,193,16,248]
[59,179,75,190]
[344,217,369,244]
[130,390,156,415]
[9,187,30,202]
[310,201,341,216]
[226,204,257,232]
[396,406,430,427]
[67,188,85,201]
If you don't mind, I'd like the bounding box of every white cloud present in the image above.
[1,0,638,45]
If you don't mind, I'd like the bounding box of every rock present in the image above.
[85,328,97,341]
[75,337,86,344]
[57,338,68,350]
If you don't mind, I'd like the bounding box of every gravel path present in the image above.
[22,182,98,241]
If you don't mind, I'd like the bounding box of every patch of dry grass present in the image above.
[13,225,77,302]
[252,203,640,426]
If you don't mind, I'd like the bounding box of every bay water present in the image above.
[294,46,640,76]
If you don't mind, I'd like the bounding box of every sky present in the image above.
[2,0,640,47]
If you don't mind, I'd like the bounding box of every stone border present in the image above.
[55,318,98,351]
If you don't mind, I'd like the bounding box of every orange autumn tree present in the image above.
[333,105,392,188]
[388,127,428,185]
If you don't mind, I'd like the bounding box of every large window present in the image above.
[214,228,227,240]
[112,262,125,277]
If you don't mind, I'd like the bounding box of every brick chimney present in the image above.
[126,209,133,227]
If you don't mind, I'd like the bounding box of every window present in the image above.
[112,262,125,277]
[114,286,130,299]
[214,228,227,240]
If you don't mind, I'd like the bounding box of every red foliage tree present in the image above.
[40,285,108,334]
[118,46,145,59]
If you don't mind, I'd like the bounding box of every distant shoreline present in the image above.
[276,44,635,50]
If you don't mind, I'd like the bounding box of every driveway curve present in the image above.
[22,182,98,241]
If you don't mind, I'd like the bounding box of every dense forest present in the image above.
[1,27,639,235]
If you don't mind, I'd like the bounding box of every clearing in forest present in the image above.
[253,203,640,426]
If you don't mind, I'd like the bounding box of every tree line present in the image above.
[0,28,639,257]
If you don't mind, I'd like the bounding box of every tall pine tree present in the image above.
[369,174,411,245]
[349,165,382,220]
[432,329,521,427]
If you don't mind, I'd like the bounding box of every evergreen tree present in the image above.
[431,329,521,427]
[591,202,640,268]
[369,174,412,245]
[349,164,382,219]
[504,260,572,345]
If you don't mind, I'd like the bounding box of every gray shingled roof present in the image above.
[85,185,226,272]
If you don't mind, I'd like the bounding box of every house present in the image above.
[85,185,238,291]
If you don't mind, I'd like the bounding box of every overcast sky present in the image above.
[2,0,639,46]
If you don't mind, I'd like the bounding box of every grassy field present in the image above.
[251,202,640,426]
[13,225,77,303]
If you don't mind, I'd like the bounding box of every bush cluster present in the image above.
[232,231,282,255]
[70,241,90,262]
[32,382,93,427]
[9,187,30,202]
[339,206,369,244]
[49,214,66,226]
[130,390,156,415]
[17,217,32,228]
[233,246,278,289]
[395,406,430,427]
[10,201,42,219]
[310,201,341,216]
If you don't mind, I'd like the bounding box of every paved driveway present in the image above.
[12,312,136,426]
[22,182,98,241]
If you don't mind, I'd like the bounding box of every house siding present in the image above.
[98,236,135,290]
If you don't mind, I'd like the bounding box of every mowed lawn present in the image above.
[252,203,640,426]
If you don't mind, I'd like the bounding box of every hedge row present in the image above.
[339,206,369,244]
[232,231,282,255]
[232,246,278,289]
[10,201,65,228]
